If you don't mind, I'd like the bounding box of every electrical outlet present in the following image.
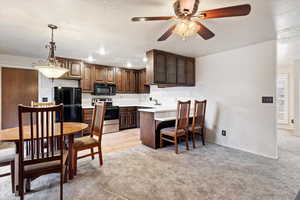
[222,130,226,136]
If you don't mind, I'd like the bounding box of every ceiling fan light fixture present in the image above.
[173,20,200,39]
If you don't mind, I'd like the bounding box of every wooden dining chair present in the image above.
[18,104,68,200]
[160,101,191,154]
[73,102,106,175]
[0,142,15,193]
[189,100,207,148]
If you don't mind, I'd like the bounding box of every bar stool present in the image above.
[189,100,207,148]
[160,101,191,154]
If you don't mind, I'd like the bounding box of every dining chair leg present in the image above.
[175,137,179,154]
[159,134,163,148]
[11,161,15,193]
[201,128,206,146]
[191,131,196,149]
[60,169,63,200]
[98,145,103,166]
[25,178,31,192]
[91,148,95,160]
[74,151,78,176]
[185,134,189,151]
[63,161,68,183]
[19,177,24,200]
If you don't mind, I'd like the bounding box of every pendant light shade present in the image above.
[34,24,69,79]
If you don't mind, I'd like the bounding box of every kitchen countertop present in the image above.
[82,104,155,109]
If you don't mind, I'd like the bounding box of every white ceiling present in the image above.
[0,0,298,69]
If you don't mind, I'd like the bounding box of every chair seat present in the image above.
[160,127,186,137]
[24,151,68,174]
[74,136,98,148]
[188,125,203,132]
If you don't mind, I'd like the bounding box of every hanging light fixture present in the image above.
[34,24,69,79]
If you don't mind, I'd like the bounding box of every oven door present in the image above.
[105,107,119,120]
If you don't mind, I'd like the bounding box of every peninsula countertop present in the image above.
[82,103,156,109]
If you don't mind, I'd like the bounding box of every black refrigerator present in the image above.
[54,87,82,122]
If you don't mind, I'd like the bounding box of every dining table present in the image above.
[0,122,88,194]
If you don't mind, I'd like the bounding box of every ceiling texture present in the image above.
[0,0,298,68]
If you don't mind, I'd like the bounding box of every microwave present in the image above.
[93,83,116,96]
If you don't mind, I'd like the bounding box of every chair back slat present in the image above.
[192,100,207,130]
[30,112,34,160]
[175,101,191,132]
[18,105,64,165]
[51,111,55,157]
[90,102,106,141]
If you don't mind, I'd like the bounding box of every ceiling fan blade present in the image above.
[194,21,215,40]
[158,25,176,41]
[198,4,251,19]
[132,16,174,22]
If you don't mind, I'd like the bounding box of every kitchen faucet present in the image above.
[149,97,161,106]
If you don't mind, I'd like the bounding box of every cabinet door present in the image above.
[139,69,150,93]
[166,54,177,84]
[106,67,115,84]
[68,59,82,79]
[95,66,107,83]
[154,53,166,84]
[81,64,93,93]
[123,70,131,93]
[130,71,137,93]
[177,56,186,85]
[115,68,123,92]
[186,58,195,86]
[119,111,128,130]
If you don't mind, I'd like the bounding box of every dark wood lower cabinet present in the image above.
[119,107,138,130]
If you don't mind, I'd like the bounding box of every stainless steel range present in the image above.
[92,98,119,134]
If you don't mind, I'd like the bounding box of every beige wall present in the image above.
[0,67,1,130]
[148,40,278,159]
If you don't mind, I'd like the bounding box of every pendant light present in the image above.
[34,24,69,79]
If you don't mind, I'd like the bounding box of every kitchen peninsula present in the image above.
[139,106,185,149]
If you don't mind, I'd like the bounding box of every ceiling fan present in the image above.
[131,0,251,41]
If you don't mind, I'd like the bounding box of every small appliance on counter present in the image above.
[54,87,82,122]
[92,98,119,134]
[93,83,116,96]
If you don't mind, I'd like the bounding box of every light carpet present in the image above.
[1,139,300,200]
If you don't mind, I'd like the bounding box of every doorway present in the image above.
[1,67,38,129]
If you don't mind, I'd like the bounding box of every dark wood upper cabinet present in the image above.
[94,65,115,84]
[146,49,195,87]
[177,56,186,85]
[138,69,150,93]
[106,67,115,84]
[130,71,138,93]
[94,65,107,83]
[68,59,82,79]
[123,69,131,93]
[115,67,123,92]
[154,53,167,84]
[80,63,93,93]
[57,57,82,80]
[56,57,150,94]
[166,54,177,84]
[186,58,195,86]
